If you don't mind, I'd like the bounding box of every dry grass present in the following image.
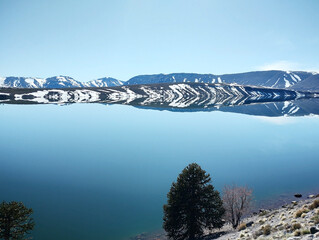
[262,225,271,236]
[292,223,302,230]
[238,223,247,231]
[295,208,309,218]
[309,199,319,210]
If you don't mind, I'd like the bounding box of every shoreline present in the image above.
[131,190,319,240]
[215,195,319,240]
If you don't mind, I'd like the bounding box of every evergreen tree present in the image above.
[0,201,35,240]
[163,163,225,240]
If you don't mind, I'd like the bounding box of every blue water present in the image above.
[1,104,319,240]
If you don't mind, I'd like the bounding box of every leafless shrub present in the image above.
[222,185,253,228]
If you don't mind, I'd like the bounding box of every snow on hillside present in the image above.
[0,76,124,89]
[0,71,318,91]
[83,77,124,87]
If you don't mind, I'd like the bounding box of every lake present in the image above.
[1,102,319,240]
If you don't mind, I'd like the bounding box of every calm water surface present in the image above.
[1,104,319,240]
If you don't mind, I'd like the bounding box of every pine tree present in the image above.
[0,201,35,240]
[163,163,225,240]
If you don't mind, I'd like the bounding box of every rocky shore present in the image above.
[214,195,319,240]
[132,195,319,240]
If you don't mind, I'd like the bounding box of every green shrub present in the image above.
[302,229,311,235]
[312,214,319,224]
[258,219,265,224]
[259,210,268,216]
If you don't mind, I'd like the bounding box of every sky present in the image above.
[0,0,318,82]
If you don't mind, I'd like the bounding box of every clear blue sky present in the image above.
[0,0,318,82]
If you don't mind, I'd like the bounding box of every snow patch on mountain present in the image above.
[83,77,124,87]
[0,77,7,87]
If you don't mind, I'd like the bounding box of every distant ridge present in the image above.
[125,71,319,91]
[0,70,318,91]
[0,76,124,89]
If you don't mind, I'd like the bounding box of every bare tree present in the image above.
[222,185,253,228]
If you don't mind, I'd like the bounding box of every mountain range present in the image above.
[0,70,318,91]
[0,76,123,89]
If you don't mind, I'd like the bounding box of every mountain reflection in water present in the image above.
[1,83,318,117]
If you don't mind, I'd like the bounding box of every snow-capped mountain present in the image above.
[0,76,82,88]
[0,76,48,88]
[0,76,124,89]
[1,71,318,91]
[45,76,83,88]
[83,77,123,87]
[125,71,319,90]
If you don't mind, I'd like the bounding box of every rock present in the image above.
[246,221,254,227]
[310,227,319,234]
[309,195,315,199]
[295,194,303,198]
[292,201,298,205]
